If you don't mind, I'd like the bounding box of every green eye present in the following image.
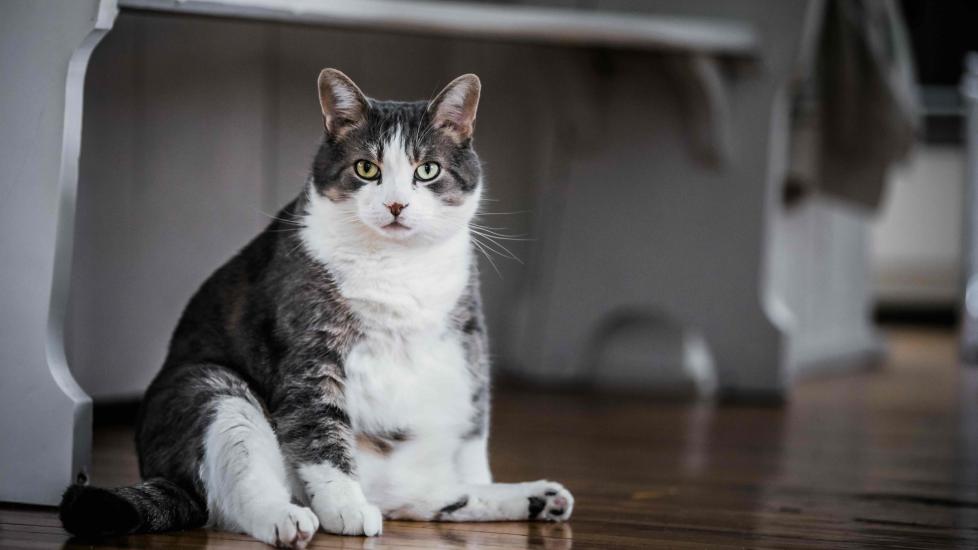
[354,160,380,180]
[414,162,441,182]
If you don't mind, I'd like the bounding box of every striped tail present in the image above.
[59,478,207,537]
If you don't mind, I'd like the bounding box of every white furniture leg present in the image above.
[0,0,117,505]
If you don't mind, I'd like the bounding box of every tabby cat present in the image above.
[59,69,573,548]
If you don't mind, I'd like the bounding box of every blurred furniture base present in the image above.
[511,1,884,397]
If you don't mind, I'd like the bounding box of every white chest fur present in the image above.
[337,230,475,436]
[328,234,471,334]
[300,195,476,435]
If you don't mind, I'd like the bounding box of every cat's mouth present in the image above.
[382,221,412,232]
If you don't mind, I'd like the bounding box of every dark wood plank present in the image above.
[2,329,975,549]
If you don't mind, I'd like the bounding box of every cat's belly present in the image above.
[343,329,475,501]
[344,328,473,441]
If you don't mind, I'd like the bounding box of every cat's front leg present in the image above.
[270,357,382,537]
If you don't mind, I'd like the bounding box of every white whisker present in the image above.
[470,231,523,264]
[469,224,531,241]
[252,206,305,226]
[471,239,502,278]
[476,210,530,216]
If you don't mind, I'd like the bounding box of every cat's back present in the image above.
[162,212,301,369]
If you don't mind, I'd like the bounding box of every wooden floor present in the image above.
[3,328,977,549]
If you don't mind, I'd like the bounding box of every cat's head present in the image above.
[305,69,482,247]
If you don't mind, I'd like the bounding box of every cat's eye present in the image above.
[414,162,441,182]
[354,160,380,181]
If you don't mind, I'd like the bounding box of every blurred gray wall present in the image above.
[68,11,559,398]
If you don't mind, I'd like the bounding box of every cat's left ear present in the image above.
[428,74,481,143]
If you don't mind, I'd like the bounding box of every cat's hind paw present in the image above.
[528,481,574,522]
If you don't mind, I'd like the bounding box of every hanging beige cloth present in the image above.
[789,0,919,209]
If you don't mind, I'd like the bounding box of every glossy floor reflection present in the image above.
[2,329,976,549]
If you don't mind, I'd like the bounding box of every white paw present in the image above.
[527,481,574,522]
[302,464,383,537]
[250,504,319,549]
[315,500,383,536]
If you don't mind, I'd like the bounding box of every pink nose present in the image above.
[386,202,407,217]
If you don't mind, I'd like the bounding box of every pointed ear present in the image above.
[428,74,481,143]
[317,68,368,136]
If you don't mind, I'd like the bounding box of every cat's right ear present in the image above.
[317,68,368,137]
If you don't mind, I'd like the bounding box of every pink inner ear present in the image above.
[433,78,479,139]
[322,85,361,128]
[328,85,361,117]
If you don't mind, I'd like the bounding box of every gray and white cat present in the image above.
[59,69,573,548]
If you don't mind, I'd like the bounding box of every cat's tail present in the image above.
[59,478,207,537]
